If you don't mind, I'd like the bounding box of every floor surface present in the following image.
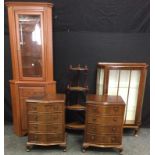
[4,124,149,155]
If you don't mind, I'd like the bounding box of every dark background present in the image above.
[4,0,150,127]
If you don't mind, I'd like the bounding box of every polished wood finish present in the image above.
[6,2,56,136]
[66,104,86,111]
[83,95,125,153]
[96,62,148,135]
[26,94,67,152]
[66,65,88,130]
[66,122,85,130]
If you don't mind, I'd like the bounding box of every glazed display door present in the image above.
[96,68,141,125]
[15,12,45,80]
[107,69,141,125]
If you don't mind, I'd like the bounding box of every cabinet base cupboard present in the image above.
[6,2,56,136]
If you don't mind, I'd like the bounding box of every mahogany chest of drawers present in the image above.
[26,94,67,151]
[83,95,125,154]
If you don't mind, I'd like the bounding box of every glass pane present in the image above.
[96,68,104,95]
[108,88,117,95]
[130,70,141,88]
[125,110,136,124]
[18,15,42,77]
[119,70,130,87]
[118,88,128,103]
[128,88,139,111]
[125,87,139,124]
[118,87,129,122]
[108,70,119,88]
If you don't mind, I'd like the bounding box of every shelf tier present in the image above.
[67,86,88,92]
[66,104,86,110]
[66,122,85,130]
[69,67,88,71]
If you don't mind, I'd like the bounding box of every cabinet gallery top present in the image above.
[5,2,54,7]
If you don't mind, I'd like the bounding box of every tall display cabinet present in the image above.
[6,2,56,136]
[96,62,148,135]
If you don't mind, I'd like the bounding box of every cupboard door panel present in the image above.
[19,87,45,131]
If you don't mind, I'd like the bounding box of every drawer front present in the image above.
[87,115,123,125]
[28,113,63,123]
[19,87,45,131]
[20,87,45,97]
[27,103,63,112]
[28,123,63,133]
[86,134,121,144]
[28,133,64,143]
[87,105,124,116]
[87,124,122,134]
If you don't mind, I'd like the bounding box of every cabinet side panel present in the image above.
[44,7,54,81]
[135,68,147,126]
[7,7,20,80]
[45,82,56,94]
[10,82,21,136]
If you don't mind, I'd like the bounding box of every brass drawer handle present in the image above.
[91,135,95,140]
[112,127,116,132]
[45,105,52,110]
[33,92,37,95]
[114,107,119,112]
[53,106,59,110]
[92,118,96,122]
[34,135,38,140]
[93,107,97,112]
[53,116,58,120]
[111,137,116,142]
[34,115,38,121]
[32,106,37,111]
[92,128,96,132]
[102,137,105,141]
[33,125,38,129]
[113,118,117,122]
[52,126,58,130]
[47,138,52,141]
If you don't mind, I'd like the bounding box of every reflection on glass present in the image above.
[119,70,130,87]
[96,68,104,95]
[32,24,41,45]
[108,70,119,88]
[18,15,42,77]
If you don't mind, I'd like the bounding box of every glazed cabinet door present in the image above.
[15,11,45,80]
[107,69,141,124]
[96,68,141,124]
